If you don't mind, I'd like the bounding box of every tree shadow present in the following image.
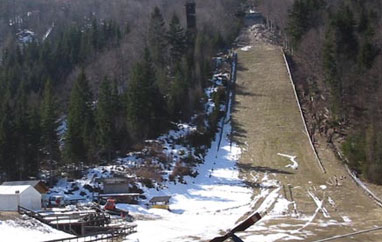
[235,84,263,97]
[242,180,278,189]
[230,120,247,146]
[236,63,248,72]
[237,163,294,175]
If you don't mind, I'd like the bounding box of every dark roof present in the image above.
[2,180,41,186]
[100,177,133,185]
[149,196,171,203]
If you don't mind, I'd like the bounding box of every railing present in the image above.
[43,225,137,242]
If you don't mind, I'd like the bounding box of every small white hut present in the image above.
[0,185,41,211]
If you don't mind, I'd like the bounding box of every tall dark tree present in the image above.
[65,71,94,164]
[148,7,168,66]
[41,79,61,178]
[167,14,187,66]
[126,48,165,140]
[96,77,116,162]
[0,95,15,180]
[13,82,29,179]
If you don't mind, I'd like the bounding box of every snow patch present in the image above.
[240,45,252,51]
[277,153,299,170]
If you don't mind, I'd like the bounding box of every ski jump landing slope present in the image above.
[233,34,382,241]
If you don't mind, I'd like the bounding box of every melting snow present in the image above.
[240,45,252,51]
[277,153,299,170]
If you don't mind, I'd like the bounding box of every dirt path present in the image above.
[232,21,382,241]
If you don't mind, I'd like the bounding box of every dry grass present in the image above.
[232,38,382,240]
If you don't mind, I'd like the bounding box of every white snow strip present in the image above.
[43,23,54,41]
[307,190,330,218]
[240,45,252,51]
[342,216,352,224]
[277,153,298,170]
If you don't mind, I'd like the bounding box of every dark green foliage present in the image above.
[41,79,61,167]
[95,77,117,162]
[0,3,242,179]
[148,7,168,67]
[342,133,366,173]
[287,0,324,48]
[330,5,358,57]
[0,97,15,179]
[167,14,187,65]
[65,71,95,164]
[126,49,166,140]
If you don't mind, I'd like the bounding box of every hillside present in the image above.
[256,0,382,185]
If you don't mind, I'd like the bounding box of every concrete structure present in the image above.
[0,185,41,211]
[2,180,49,194]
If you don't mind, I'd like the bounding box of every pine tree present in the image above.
[0,95,15,180]
[13,82,29,179]
[167,14,186,66]
[41,79,61,172]
[27,107,42,178]
[148,7,168,66]
[65,71,94,164]
[126,49,164,139]
[96,77,115,162]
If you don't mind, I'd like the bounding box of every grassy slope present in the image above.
[232,40,382,240]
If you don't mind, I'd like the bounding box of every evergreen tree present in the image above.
[96,77,115,162]
[65,71,94,164]
[0,95,15,180]
[27,107,42,178]
[41,79,61,172]
[126,49,164,139]
[13,82,29,179]
[148,7,168,66]
[167,14,187,66]
[167,58,189,118]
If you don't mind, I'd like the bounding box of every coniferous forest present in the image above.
[0,0,245,180]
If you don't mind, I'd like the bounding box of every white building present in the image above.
[0,185,41,211]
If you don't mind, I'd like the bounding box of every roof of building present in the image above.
[100,177,133,184]
[149,196,171,204]
[0,185,31,195]
[2,180,41,186]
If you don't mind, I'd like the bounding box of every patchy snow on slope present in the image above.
[124,90,255,241]
[278,153,299,170]
[0,217,73,242]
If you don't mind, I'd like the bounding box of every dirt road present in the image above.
[232,21,382,241]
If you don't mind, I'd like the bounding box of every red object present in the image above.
[105,199,116,211]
